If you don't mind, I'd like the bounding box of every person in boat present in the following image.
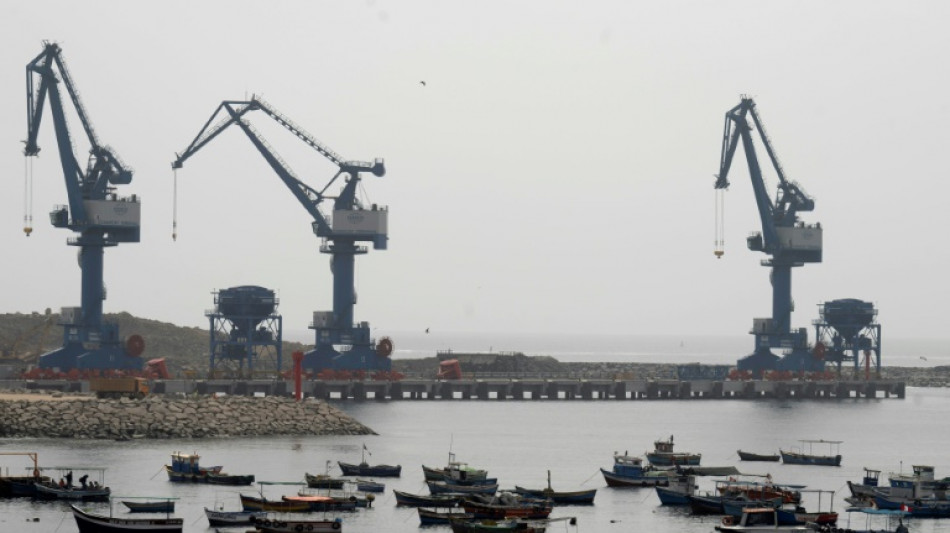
[896,519,908,533]
[79,474,88,489]
[58,478,66,488]
[65,471,73,488]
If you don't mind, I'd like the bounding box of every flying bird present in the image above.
[420,80,426,86]
[425,327,430,334]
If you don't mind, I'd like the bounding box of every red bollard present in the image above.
[293,351,304,401]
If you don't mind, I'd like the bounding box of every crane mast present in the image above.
[24,42,143,372]
[715,96,823,374]
[172,96,392,373]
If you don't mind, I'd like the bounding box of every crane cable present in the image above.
[172,168,178,241]
[714,188,725,258]
[23,157,33,237]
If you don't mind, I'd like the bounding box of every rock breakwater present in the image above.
[0,395,374,439]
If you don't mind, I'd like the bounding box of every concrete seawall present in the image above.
[0,394,375,440]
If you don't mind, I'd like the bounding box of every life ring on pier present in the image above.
[722,516,735,526]
[332,521,342,530]
[295,525,304,532]
[376,337,393,357]
[306,525,314,532]
[262,519,272,528]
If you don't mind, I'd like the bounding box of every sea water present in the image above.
[2,335,950,532]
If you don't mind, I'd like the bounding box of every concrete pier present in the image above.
[2,377,905,401]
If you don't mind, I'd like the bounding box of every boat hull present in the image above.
[394,489,463,507]
[737,450,780,462]
[122,500,175,513]
[779,450,841,466]
[35,483,111,501]
[338,461,401,477]
[204,507,266,526]
[601,468,668,487]
[72,504,183,533]
[513,486,596,505]
[418,507,475,525]
[655,486,691,505]
[252,517,343,533]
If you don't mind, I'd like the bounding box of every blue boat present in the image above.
[337,444,401,477]
[513,472,596,505]
[645,436,701,467]
[418,507,474,525]
[600,453,669,487]
[355,479,385,493]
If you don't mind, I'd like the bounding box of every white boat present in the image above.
[714,507,810,532]
[204,506,265,526]
[71,504,183,533]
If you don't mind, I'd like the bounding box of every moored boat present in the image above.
[418,507,475,525]
[355,479,385,493]
[714,507,810,532]
[462,496,553,519]
[71,504,183,533]
[513,470,595,505]
[394,489,464,507]
[240,493,312,513]
[206,471,256,485]
[448,517,549,533]
[737,450,780,462]
[251,516,344,533]
[600,453,669,487]
[429,480,498,495]
[513,485,596,505]
[305,472,347,489]
[337,443,401,477]
[164,452,222,482]
[122,499,175,513]
[204,506,266,526]
[779,440,842,466]
[646,435,701,467]
[282,494,358,512]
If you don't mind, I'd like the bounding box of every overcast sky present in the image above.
[2,1,948,348]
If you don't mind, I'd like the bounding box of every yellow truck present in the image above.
[89,377,149,399]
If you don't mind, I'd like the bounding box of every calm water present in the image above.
[3,387,950,533]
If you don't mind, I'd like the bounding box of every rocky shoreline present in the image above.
[0,394,374,440]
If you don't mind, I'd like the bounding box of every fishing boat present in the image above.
[283,494,358,512]
[718,478,803,504]
[418,507,475,525]
[654,472,698,505]
[305,472,347,489]
[811,508,909,533]
[34,466,110,501]
[164,451,251,484]
[337,443,401,477]
[847,467,884,501]
[204,506,266,526]
[163,452,222,482]
[715,507,810,532]
[0,452,48,497]
[423,452,489,482]
[251,516,344,533]
[71,504,183,533]
[779,440,842,466]
[355,479,385,493]
[448,517,549,533]
[646,435,701,467]
[394,489,464,507]
[122,500,175,513]
[206,471,256,485]
[512,471,596,505]
[737,450,780,462]
[240,493,312,513]
[428,480,498,495]
[462,494,553,519]
[600,453,669,487]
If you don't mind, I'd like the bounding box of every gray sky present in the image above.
[2,1,948,345]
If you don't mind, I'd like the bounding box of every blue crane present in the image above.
[715,96,823,375]
[172,96,393,374]
[24,42,144,371]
